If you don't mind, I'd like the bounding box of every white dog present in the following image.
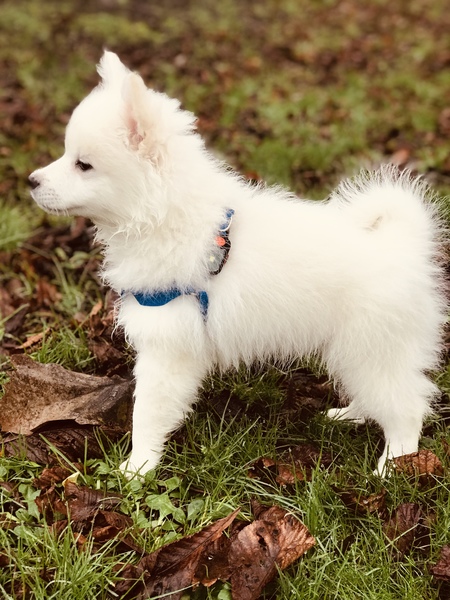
[29,51,446,476]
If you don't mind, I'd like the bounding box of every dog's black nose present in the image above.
[28,174,40,190]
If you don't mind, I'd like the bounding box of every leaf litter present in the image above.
[113,504,315,600]
[0,354,133,435]
[248,442,334,485]
[26,467,316,600]
[0,354,133,465]
[431,546,450,581]
[3,365,447,598]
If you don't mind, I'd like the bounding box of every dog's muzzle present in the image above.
[28,174,40,190]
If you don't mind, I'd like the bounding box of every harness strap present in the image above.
[127,209,234,320]
[133,289,209,318]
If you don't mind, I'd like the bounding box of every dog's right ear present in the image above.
[97,51,129,88]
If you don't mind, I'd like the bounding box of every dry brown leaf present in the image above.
[337,487,387,516]
[63,481,122,522]
[431,545,450,580]
[0,354,133,435]
[1,425,123,466]
[20,331,45,349]
[34,465,83,489]
[3,305,29,338]
[142,502,304,599]
[87,292,127,376]
[35,480,142,552]
[393,449,444,485]
[193,529,236,587]
[247,456,278,479]
[279,444,333,483]
[89,300,103,318]
[35,487,67,524]
[442,439,450,457]
[0,288,15,320]
[382,503,431,558]
[0,552,10,568]
[35,279,62,308]
[248,443,333,486]
[229,506,315,600]
[0,481,23,515]
[115,508,240,600]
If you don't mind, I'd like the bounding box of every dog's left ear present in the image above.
[97,51,129,88]
[121,69,197,162]
[121,73,149,153]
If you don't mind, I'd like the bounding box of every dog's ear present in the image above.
[121,72,152,154]
[97,51,129,88]
[121,69,197,162]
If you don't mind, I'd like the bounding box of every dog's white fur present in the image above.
[30,51,446,476]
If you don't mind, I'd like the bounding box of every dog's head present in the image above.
[29,51,198,226]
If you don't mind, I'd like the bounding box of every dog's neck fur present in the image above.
[94,147,243,294]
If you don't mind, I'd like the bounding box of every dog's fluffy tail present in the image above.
[330,165,441,245]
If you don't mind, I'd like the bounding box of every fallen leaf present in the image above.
[115,509,240,600]
[280,444,333,482]
[0,288,16,320]
[1,425,123,466]
[442,439,450,457]
[20,331,45,349]
[86,293,128,376]
[229,506,315,599]
[193,528,236,587]
[0,552,10,568]
[35,480,142,552]
[0,481,24,515]
[281,370,333,421]
[337,487,387,516]
[382,503,431,558]
[393,449,444,485]
[390,147,411,166]
[0,354,133,435]
[35,487,67,524]
[3,304,29,337]
[35,279,62,308]
[431,545,450,580]
[248,443,333,485]
[33,465,83,489]
[63,481,122,522]
[247,456,278,480]
[89,299,104,319]
[115,555,161,600]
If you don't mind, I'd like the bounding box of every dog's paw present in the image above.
[326,407,366,424]
[374,456,395,478]
[119,455,159,479]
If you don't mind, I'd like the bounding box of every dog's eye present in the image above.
[76,160,93,172]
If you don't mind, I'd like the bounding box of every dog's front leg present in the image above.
[120,348,207,476]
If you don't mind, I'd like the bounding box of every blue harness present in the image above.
[133,289,210,318]
[126,209,234,320]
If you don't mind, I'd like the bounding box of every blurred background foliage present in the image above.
[1,0,449,206]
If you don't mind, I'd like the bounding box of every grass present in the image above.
[0,0,450,598]
[2,401,449,598]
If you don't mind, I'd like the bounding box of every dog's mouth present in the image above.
[31,195,72,216]
[30,190,84,216]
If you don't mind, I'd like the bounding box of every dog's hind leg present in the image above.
[375,413,423,475]
[372,373,436,474]
[333,367,433,475]
[324,310,439,475]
